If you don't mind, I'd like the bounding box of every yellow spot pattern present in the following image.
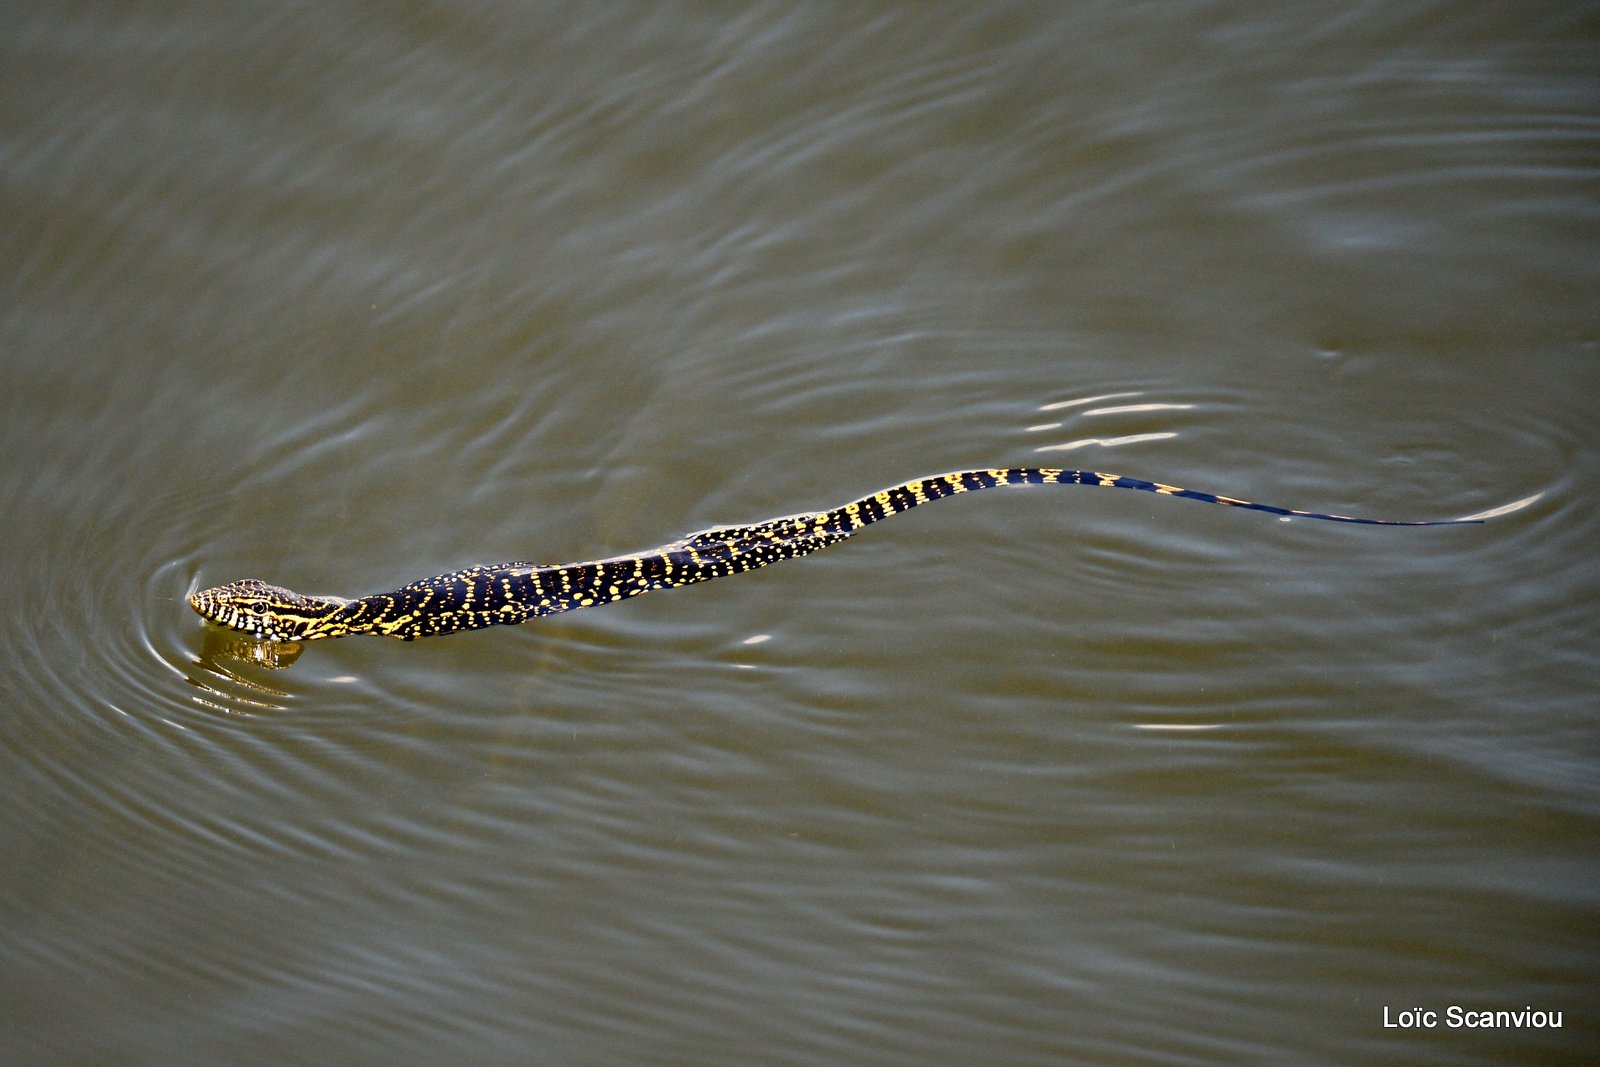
[187,467,1474,642]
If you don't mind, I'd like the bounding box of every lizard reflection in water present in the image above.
[188,467,1477,644]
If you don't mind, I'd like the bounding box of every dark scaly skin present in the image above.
[187,468,1477,643]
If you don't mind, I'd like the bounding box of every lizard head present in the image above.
[188,579,351,642]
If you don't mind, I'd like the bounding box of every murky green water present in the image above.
[3,3,1596,1064]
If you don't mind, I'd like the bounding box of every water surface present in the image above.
[3,3,1596,1064]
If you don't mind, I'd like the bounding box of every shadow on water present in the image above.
[182,627,301,713]
[197,627,303,672]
